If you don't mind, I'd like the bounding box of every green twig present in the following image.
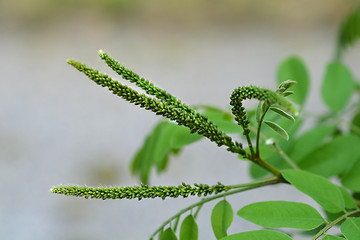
[173,216,180,233]
[250,118,299,171]
[149,177,280,239]
[256,104,269,158]
[272,142,300,170]
[312,209,360,240]
[193,201,204,219]
[228,176,280,189]
[245,132,256,157]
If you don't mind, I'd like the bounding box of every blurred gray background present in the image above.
[0,1,359,239]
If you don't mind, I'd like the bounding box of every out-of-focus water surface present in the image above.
[0,1,359,239]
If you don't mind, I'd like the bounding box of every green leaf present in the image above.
[298,134,360,177]
[220,230,292,240]
[133,121,174,183]
[131,147,142,175]
[281,169,345,213]
[153,122,179,172]
[264,121,289,140]
[202,108,243,134]
[249,145,276,179]
[237,201,324,230]
[211,200,233,239]
[341,217,360,240]
[300,223,326,236]
[323,235,346,240]
[321,61,354,112]
[170,124,202,148]
[180,215,198,240]
[288,125,336,163]
[338,186,357,209]
[160,228,178,240]
[131,121,203,183]
[277,56,309,105]
[282,91,294,97]
[277,80,297,92]
[325,210,344,222]
[256,102,261,123]
[137,133,156,183]
[341,158,360,192]
[270,107,295,121]
[338,6,360,50]
[351,113,360,136]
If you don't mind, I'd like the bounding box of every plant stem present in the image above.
[256,105,270,158]
[193,200,204,219]
[312,209,360,240]
[173,216,180,232]
[245,133,256,157]
[243,104,282,177]
[250,124,297,171]
[228,176,280,189]
[149,178,279,239]
[272,142,300,170]
[256,156,282,177]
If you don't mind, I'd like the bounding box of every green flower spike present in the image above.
[230,85,297,135]
[50,182,229,200]
[67,51,246,156]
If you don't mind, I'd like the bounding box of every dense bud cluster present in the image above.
[50,182,229,200]
[230,85,297,133]
[67,52,246,156]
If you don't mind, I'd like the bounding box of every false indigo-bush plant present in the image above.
[52,6,360,240]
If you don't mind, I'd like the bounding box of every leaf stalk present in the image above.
[312,209,360,240]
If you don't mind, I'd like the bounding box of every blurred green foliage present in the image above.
[1,0,359,29]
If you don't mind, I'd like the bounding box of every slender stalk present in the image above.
[173,216,180,233]
[312,209,360,240]
[256,156,282,177]
[149,178,279,239]
[245,133,256,157]
[272,142,300,170]
[250,124,297,170]
[256,105,270,158]
[193,201,204,219]
[228,176,280,189]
